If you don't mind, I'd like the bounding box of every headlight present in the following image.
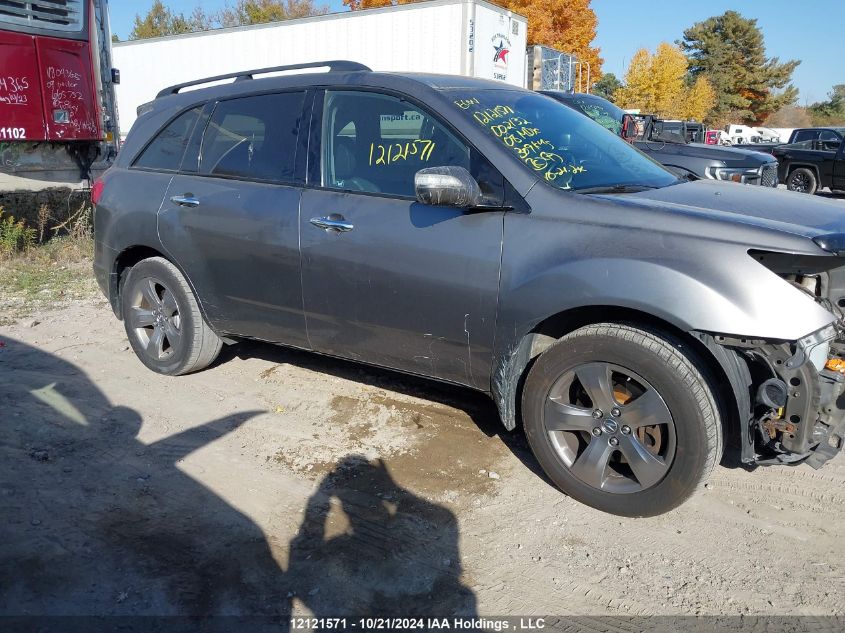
[706,166,761,183]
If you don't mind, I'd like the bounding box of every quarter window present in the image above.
[200,92,305,182]
[321,90,470,197]
[134,107,201,172]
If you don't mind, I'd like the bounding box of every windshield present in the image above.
[571,96,626,135]
[450,90,677,192]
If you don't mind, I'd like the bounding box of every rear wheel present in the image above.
[121,257,222,375]
[521,323,722,517]
[786,168,818,194]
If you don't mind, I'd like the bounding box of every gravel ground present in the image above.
[2,295,844,625]
[2,189,845,627]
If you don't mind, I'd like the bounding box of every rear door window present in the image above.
[200,91,305,183]
[134,107,201,171]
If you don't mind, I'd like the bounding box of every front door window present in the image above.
[321,90,470,197]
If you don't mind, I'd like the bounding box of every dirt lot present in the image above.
[2,230,845,625]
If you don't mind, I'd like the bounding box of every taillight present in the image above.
[91,178,104,206]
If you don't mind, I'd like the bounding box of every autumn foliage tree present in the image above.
[615,43,715,121]
[680,76,716,121]
[615,44,684,117]
[343,0,415,8]
[504,0,602,87]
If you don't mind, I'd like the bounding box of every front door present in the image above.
[158,90,309,347]
[299,90,505,389]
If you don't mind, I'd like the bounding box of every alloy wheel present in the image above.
[543,362,676,494]
[789,172,809,192]
[127,276,182,361]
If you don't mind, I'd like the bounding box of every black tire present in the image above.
[522,323,722,517]
[786,168,818,194]
[121,257,222,376]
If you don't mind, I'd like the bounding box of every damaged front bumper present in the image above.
[712,324,845,469]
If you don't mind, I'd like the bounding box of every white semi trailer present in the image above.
[112,0,528,135]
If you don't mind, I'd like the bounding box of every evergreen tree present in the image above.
[680,11,799,124]
[592,73,621,102]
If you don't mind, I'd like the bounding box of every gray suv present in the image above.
[93,61,845,517]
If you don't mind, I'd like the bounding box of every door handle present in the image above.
[310,215,354,233]
[170,194,200,208]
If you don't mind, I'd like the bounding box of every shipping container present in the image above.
[112,0,528,135]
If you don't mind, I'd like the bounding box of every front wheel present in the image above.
[521,324,722,517]
[786,168,818,194]
[121,257,222,376]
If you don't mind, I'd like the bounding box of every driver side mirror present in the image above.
[415,166,482,208]
[621,114,638,141]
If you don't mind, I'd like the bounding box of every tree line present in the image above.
[124,0,329,40]
[596,11,842,128]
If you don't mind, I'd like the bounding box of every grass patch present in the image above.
[0,234,99,325]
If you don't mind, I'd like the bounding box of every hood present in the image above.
[635,140,776,165]
[604,179,845,241]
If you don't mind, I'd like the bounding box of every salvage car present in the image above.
[94,62,845,517]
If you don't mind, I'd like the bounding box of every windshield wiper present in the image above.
[576,184,660,195]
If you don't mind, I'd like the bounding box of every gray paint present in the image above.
[96,68,845,430]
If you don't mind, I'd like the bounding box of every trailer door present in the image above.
[0,31,46,140]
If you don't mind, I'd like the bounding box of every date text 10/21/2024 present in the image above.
[289,617,548,631]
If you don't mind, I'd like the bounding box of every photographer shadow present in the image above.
[0,337,477,625]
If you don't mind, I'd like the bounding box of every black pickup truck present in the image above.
[542,91,779,187]
[773,131,845,194]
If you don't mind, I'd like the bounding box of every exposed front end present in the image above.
[713,248,845,468]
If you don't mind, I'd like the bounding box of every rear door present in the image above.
[37,35,100,140]
[158,90,310,347]
[298,89,505,389]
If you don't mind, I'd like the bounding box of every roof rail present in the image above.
[156,60,371,98]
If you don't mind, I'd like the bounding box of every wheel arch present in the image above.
[491,305,745,452]
[786,163,821,182]
[110,245,212,333]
